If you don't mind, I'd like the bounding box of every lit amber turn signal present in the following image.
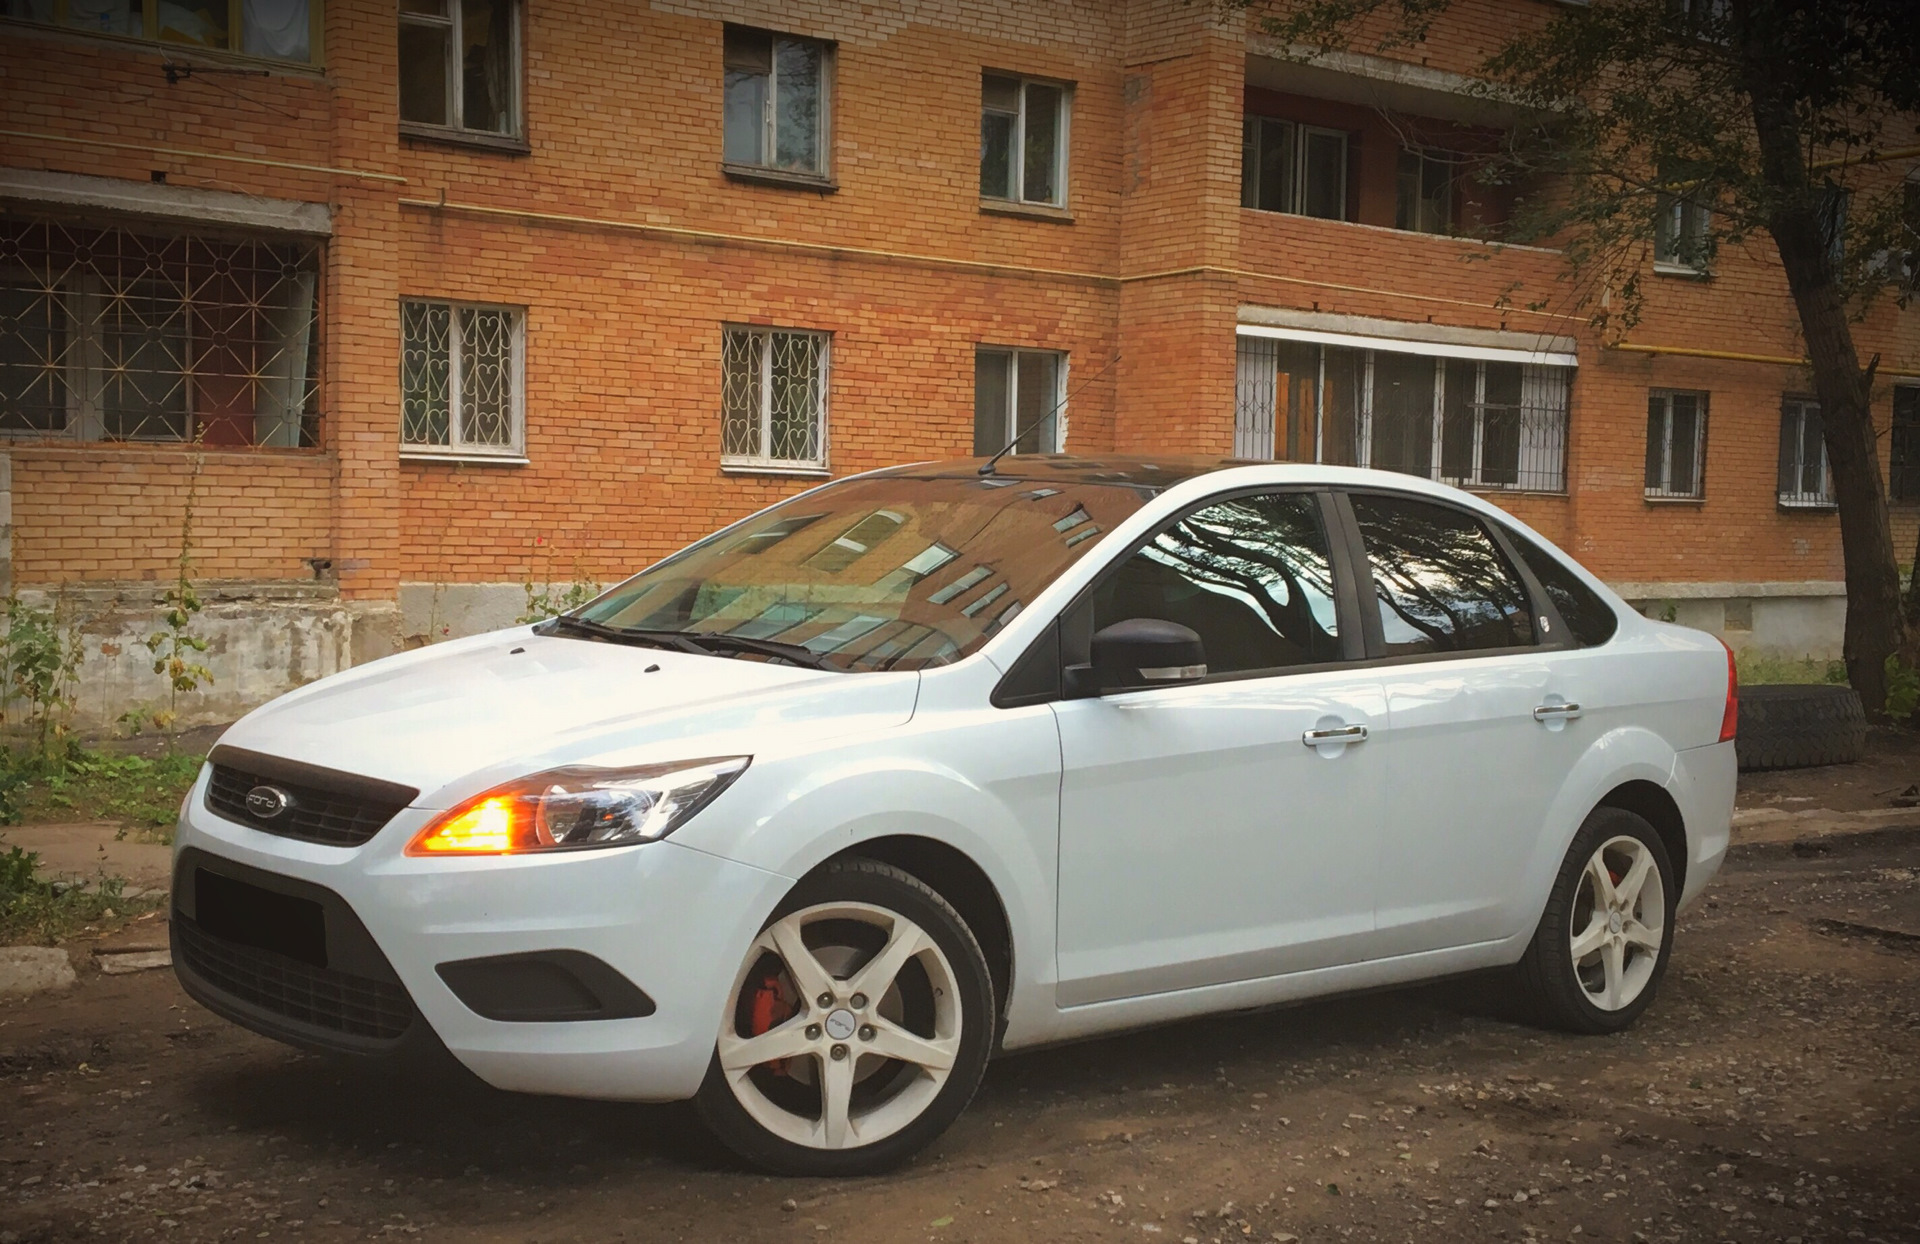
[409,796,526,855]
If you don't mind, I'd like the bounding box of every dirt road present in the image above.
[4,826,1918,1244]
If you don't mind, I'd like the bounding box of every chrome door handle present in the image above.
[1533,703,1583,721]
[1302,724,1369,746]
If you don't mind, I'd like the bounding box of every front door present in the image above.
[1339,490,1576,956]
[1052,490,1387,1006]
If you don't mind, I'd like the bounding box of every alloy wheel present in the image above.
[1568,834,1666,1011]
[717,901,963,1151]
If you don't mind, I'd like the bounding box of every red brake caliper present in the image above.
[747,971,797,1076]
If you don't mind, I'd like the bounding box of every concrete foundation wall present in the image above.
[1617,581,1848,660]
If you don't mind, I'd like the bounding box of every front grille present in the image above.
[206,752,415,847]
[175,915,416,1041]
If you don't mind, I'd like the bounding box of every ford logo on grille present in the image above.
[245,785,294,820]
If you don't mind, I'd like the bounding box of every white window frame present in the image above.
[980,72,1072,208]
[1241,117,1348,220]
[1655,193,1712,273]
[399,298,527,461]
[1778,395,1833,508]
[399,0,523,141]
[1645,389,1708,500]
[721,324,830,474]
[974,346,1067,455]
[723,26,833,179]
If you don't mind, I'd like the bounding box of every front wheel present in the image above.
[1515,807,1677,1034]
[694,859,996,1176]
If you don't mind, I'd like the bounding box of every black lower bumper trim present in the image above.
[436,949,657,1022]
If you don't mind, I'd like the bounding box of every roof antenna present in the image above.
[978,352,1122,476]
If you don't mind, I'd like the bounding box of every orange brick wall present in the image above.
[9,448,334,585]
[1,0,1915,613]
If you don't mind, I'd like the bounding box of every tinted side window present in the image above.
[1092,493,1342,675]
[1499,524,1619,647]
[1350,493,1534,655]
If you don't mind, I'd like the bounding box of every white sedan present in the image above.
[171,457,1736,1176]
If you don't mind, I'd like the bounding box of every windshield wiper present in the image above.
[536,615,707,654]
[539,617,838,670]
[674,632,839,671]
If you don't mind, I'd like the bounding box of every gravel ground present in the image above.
[2,823,1917,1243]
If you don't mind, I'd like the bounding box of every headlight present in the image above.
[405,757,750,856]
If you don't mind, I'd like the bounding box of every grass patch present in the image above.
[0,845,166,946]
[1737,651,1849,687]
[3,748,203,839]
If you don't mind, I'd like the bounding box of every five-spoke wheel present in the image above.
[695,860,994,1175]
[1516,807,1677,1033]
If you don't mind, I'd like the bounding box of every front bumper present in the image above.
[172,767,791,1102]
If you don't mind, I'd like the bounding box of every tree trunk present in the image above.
[1744,72,1904,711]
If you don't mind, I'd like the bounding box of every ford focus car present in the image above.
[171,456,1737,1176]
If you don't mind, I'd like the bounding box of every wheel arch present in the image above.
[812,835,1014,1034]
[1595,779,1689,898]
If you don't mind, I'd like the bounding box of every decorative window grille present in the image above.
[722,326,828,470]
[399,0,520,137]
[4,0,320,62]
[973,347,1063,456]
[1233,334,1570,492]
[980,73,1070,206]
[723,26,829,177]
[1645,390,1708,499]
[400,299,523,456]
[0,216,320,446]
[1777,396,1833,507]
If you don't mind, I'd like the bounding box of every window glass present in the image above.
[459,0,514,133]
[61,0,139,34]
[1301,129,1347,220]
[1498,524,1619,648]
[723,28,825,174]
[722,326,827,466]
[242,0,310,60]
[723,27,773,164]
[1646,390,1706,498]
[401,300,522,454]
[1368,351,1434,476]
[0,283,66,435]
[1351,493,1534,655]
[980,74,1067,205]
[980,75,1019,200]
[972,350,1010,456]
[579,474,1152,672]
[399,20,451,124]
[1022,82,1062,203]
[1092,493,1343,676]
[157,0,228,47]
[772,37,823,171]
[1778,397,1829,505]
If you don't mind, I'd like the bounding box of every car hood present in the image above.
[215,628,920,805]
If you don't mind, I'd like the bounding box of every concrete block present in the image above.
[0,946,78,998]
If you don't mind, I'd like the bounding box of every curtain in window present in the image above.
[462,0,515,133]
[242,0,309,60]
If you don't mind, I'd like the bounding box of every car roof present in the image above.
[875,455,1267,493]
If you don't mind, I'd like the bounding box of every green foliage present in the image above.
[1883,654,1920,723]
[13,747,203,835]
[1736,651,1852,687]
[517,567,602,625]
[0,844,158,947]
[3,593,87,769]
[143,454,213,732]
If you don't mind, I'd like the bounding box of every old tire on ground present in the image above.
[1735,684,1867,771]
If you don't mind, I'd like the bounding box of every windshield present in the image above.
[572,472,1155,671]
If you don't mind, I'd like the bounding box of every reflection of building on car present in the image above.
[172,456,1737,1176]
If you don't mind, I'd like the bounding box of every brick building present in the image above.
[0,0,1915,727]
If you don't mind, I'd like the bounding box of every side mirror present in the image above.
[1064,618,1207,698]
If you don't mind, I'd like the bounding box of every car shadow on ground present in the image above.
[173,976,1522,1183]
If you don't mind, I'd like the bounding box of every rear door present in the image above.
[1338,490,1581,957]
[1051,489,1390,1005]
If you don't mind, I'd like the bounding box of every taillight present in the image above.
[1717,639,1738,742]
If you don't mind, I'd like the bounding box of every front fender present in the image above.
[673,703,1063,1048]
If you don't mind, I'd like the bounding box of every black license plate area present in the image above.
[194,869,328,968]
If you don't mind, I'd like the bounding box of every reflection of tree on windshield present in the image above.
[1352,495,1532,654]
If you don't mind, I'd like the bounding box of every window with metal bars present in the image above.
[1777,396,1832,507]
[0,217,321,446]
[1645,390,1707,499]
[398,0,520,139]
[3,0,320,61]
[400,299,524,457]
[1233,335,1569,492]
[721,325,827,470]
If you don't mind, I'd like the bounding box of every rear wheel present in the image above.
[1515,808,1676,1034]
[693,859,995,1176]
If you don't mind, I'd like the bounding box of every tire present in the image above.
[1735,684,1866,771]
[693,859,996,1177]
[1514,807,1677,1035]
